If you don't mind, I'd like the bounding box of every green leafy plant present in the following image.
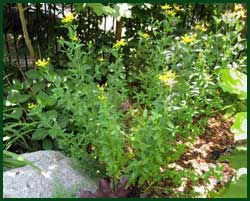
[30,10,225,194]
[216,44,246,198]
[218,68,246,100]
[218,68,247,141]
[3,3,246,198]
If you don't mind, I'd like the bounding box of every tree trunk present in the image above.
[17,3,35,68]
[115,17,124,41]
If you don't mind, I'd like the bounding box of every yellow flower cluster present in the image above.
[35,57,50,67]
[235,4,243,11]
[195,22,209,32]
[61,13,74,23]
[143,33,150,39]
[27,103,37,111]
[113,39,126,49]
[158,70,177,88]
[180,33,197,44]
[234,4,246,18]
[161,4,171,11]
[161,4,182,16]
[161,4,176,16]
[173,4,182,11]
[97,83,108,101]
[166,10,176,17]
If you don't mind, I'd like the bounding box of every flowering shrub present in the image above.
[30,9,219,186]
[3,4,246,197]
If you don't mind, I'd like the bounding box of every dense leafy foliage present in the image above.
[3,3,246,198]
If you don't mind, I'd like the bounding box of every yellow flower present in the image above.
[71,35,78,42]
[166,10,176,16]
[235,4,244,11]
[161,4,172,11]
[113,39,126,48]
[35,57,50,67]
[173,4,182,11]
[98,95,106,101]
[234,4,246,18]
[143,33,150,39]
[180,34,197,44]
[195,22,208,32]
[27,103,37,111]
[97,57,106,62]
[235,10,246,18]
[158,70,177,88]
[61,13,74,23]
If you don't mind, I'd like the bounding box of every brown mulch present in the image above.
[166,115,236,197]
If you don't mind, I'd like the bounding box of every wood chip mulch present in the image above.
[166,115,236,197]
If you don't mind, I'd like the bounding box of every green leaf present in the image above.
[40,110,58,128]
[36,91,48,105]
[74,3,122,17]
[3,150,42,172]
[45,110,58,120]
[73,3,87,12]
[219,149,246,171]
[14,94,31,103]
[32,82,45,94]
[87,3,112,16]
[230,112,247,141]
[37,91,56,106]
[57,116,68,128]
[213,16,221,25]
[218,68,246,100]
[32,127,48,140]
[12,79,22,90]
[10,108,23,120]
[42,139,53,150]
[25,69,43,80]
[87,3,106,16]
[45,71,62,84]
[215,149,247,198]
[38,111,57,129]
[47,124,64,139]
[218,174,247,198]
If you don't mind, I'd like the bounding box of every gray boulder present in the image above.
[3,150,97,198]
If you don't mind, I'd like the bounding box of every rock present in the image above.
[3,150,97,198]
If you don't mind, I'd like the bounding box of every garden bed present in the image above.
[3,3,246,198]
